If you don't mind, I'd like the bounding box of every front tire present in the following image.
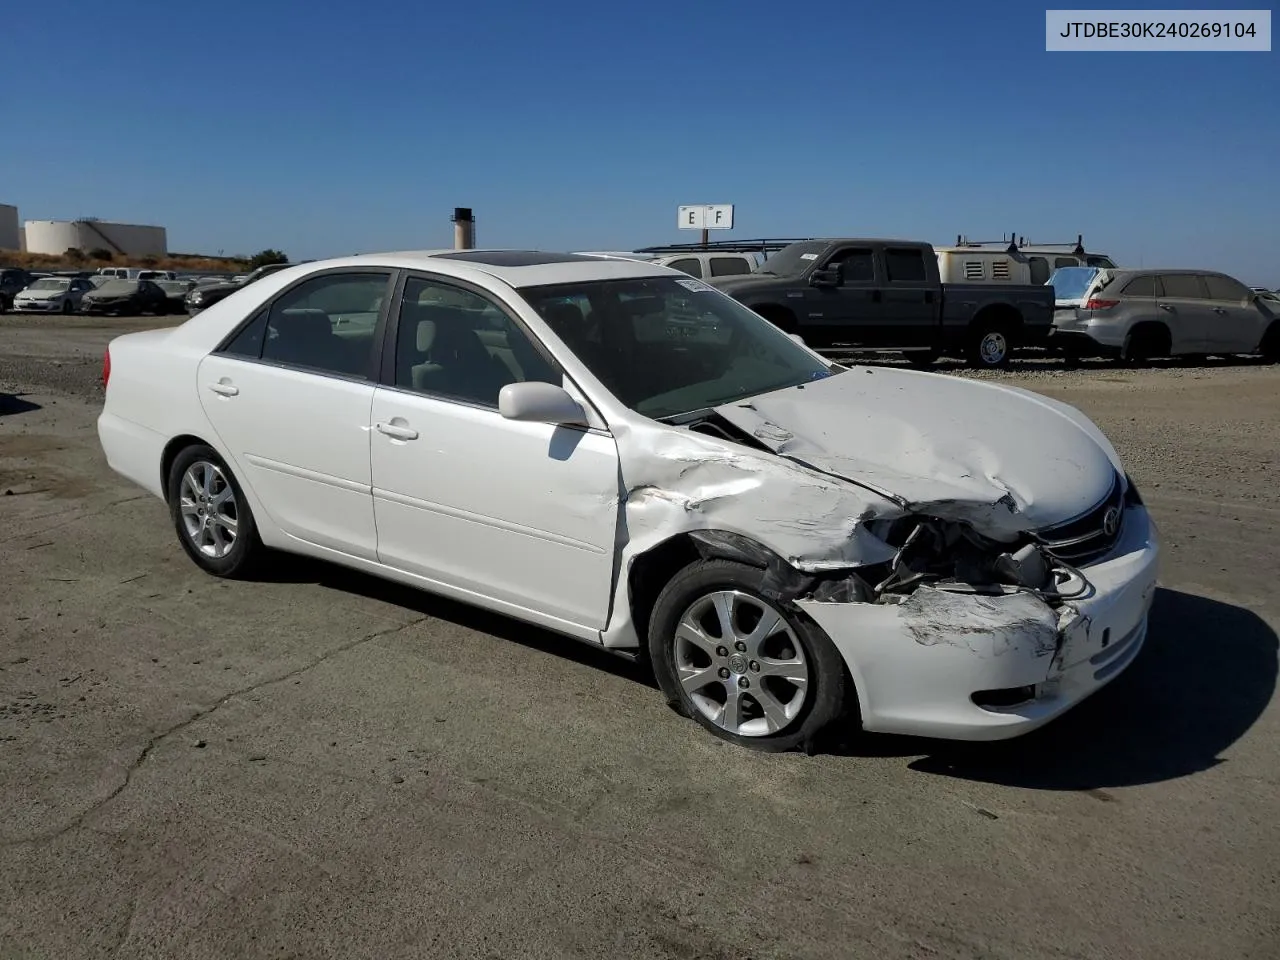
[647,559,850,752]
[166,444,262,578]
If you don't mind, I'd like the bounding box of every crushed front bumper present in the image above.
[797,503,1160,741]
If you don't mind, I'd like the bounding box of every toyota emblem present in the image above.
[1102,506,1121,538]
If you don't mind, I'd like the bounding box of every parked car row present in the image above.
[581,238,1277,368]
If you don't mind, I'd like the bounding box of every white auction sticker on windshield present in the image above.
[799,253,818,260]
[675,278,715,293]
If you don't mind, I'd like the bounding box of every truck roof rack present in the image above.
[953,232,1089,257]
[634,238,812,255]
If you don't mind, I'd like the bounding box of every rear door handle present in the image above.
[376,420,419,441]
[870,289,882,303]
[1213,307,1228,315]
[208,382,239,397]
[1158,303,1174,312]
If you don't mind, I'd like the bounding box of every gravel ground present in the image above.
[2,315,1278,960]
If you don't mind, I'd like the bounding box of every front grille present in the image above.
[1034,473,1125,566]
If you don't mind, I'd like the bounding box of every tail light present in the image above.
[1084,298,1120,310]
[102,347,111,389]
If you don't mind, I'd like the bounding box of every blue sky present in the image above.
[4,1,1277,282]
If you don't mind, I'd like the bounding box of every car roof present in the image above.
[304,249,674,287]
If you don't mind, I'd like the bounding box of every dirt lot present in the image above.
[2,315,1278,960]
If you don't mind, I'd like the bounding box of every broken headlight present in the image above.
[863,516,1056,596]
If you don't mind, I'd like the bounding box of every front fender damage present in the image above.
[600,417,1083,673]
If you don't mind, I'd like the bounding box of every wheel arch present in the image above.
[160,434,214,500]
[1125,320,1172,357]
[970,301,1023,334]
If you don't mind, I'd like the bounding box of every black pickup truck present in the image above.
[706,239,1055,368]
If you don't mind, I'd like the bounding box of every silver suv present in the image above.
[1049,267,1279,363]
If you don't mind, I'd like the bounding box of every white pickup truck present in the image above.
[936,236,1117,286]
[575,248,762,279]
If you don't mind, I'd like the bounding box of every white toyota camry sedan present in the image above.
[98,250,1160,751]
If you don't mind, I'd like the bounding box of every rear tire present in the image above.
[61,299,73,315]
[966,323,1013,369]
[1259,323,1280,363]
[166,444,263,578]
[1121,324,1170,365]
[647,559,851,752]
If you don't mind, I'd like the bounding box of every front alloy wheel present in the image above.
[674,589,810,737]
[648,559,851,751]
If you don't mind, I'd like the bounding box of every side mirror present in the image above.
[810,267,840,287]
[498,381,588,427]
[787,333,806,346]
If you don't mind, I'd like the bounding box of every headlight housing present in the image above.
[862,514,1061,597]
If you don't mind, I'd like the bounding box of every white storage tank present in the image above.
[0,204,19,251]
[22,219,167,257]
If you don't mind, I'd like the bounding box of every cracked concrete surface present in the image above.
[1,317,1279,960]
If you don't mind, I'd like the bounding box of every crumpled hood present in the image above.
[713,366,1122,538]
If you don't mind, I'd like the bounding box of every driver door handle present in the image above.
[376,421,419,441]
[208,382,239,397]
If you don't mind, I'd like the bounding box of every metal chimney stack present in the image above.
[452,207,475,250]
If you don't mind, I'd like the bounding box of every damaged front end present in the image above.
[607,403,1158,742]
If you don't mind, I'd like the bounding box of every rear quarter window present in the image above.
[709,257,751,277]
[1122,276,1158,297]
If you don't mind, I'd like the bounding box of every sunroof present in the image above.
[432,250,597,267]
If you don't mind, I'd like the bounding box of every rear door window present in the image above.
[884,248,928,282]
[1159,275,1208,299]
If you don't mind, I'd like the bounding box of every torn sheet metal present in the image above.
[599,417,905,648]
[712,366,1121,539]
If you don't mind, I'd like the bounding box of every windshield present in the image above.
[756,241,829,276]
[517,275,835,419]
[97,280,138,295]
[29,278,70,291]
[1047,266,1100,301]
[157,281,189,293]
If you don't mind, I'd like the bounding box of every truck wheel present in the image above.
[966,325,1012,369]
[1259,323,1280,363]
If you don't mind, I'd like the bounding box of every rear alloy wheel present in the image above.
[1259,323,1280,363]
[167,444,262,578]
[648,559,850,751]
[967,326,1011,368]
